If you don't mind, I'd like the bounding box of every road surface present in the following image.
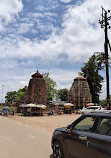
[0,116,53,158]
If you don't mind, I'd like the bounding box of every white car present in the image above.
[79,106,106,114]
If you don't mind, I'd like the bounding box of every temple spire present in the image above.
[31,69,43,78]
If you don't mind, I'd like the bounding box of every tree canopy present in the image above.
[57,88,68,101]
[43,72,57,103]
[5,86,27,106]
[99,95,111,106]
[81,53,104,103]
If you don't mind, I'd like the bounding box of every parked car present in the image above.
[78,105,106,114]
[51,112,111,158]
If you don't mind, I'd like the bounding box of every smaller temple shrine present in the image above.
[26,70,47,105]
[68,73,92,109]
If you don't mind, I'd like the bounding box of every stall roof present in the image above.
[49,101,65,106]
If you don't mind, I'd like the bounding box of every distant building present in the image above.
[26,70,47,105]
[68,73,92,109]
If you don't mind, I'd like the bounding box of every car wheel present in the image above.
[53,140,64,158]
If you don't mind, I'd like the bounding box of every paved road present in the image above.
[0,116,53,158]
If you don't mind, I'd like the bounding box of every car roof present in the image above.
[85,111,111,117]
[86,106,100,108]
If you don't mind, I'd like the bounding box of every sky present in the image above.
[0,0,111,102]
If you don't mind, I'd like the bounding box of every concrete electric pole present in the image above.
[99,6,111,110]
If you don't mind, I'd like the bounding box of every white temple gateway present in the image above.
[68,73,92,109]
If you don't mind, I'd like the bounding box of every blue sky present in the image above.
[0,0,111,102]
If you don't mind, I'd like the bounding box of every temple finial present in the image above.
[78,72,82,76]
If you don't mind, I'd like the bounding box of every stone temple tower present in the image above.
[68,73,92,109]
[26,70,47,105]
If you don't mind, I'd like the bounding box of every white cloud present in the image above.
[41,68,79,90]
[0,0,23,30]
[17,23,34,34]
[50,69,78,83]
[1,0,111,63]
[60,0,72,3]
[100,81,106,100]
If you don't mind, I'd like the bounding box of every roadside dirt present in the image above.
[8,113,81,133]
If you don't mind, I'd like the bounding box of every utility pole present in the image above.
[99,6,111,110]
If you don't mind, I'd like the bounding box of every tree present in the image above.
[5,91,17,106]
[58,88,68,101]
[99,99,106,106]
[81,54,104,103]
[15,86,28,102]
[43,73,57,103]
[99,95,111,106]
[5,86,28,106]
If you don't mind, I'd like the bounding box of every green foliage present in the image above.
[15,86,28,102]
[5,91,17,106]
[96,52,111,70]
[5,86,27,106]
[57,88,68,101]
[43,72,57,103]
[99,95,111,106]
[81,53,104,103]
[99,99,106,106]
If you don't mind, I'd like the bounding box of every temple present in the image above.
[68,73,92,109]
[26,70,47,105]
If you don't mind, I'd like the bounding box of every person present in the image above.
[11,109,14,115]
[27,108,31,113]
[99,105,102,110]
[47,110,51,116]
[3,107,8,116]
[21,109,24,116]
[27,108,31,116]
[51,109,54,115]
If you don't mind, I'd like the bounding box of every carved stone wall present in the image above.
[26,70,47,105]
[68,73,92,109]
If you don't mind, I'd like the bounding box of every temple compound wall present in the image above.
[68,73,92,109]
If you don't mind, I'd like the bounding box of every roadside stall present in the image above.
[19,103,42,116]
[39,105,47,115]
[64,103,74,114]
[17,104,26,113]
[31,104,42,116]
[48,101,65,115]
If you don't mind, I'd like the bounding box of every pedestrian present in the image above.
[21,109,24,116]
[11,109,14,115]
[3,107,8,116]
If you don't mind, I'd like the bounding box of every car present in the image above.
[78,105,106,114]
[51,112,111,158]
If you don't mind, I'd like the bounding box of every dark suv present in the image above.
[51,112,111,158]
